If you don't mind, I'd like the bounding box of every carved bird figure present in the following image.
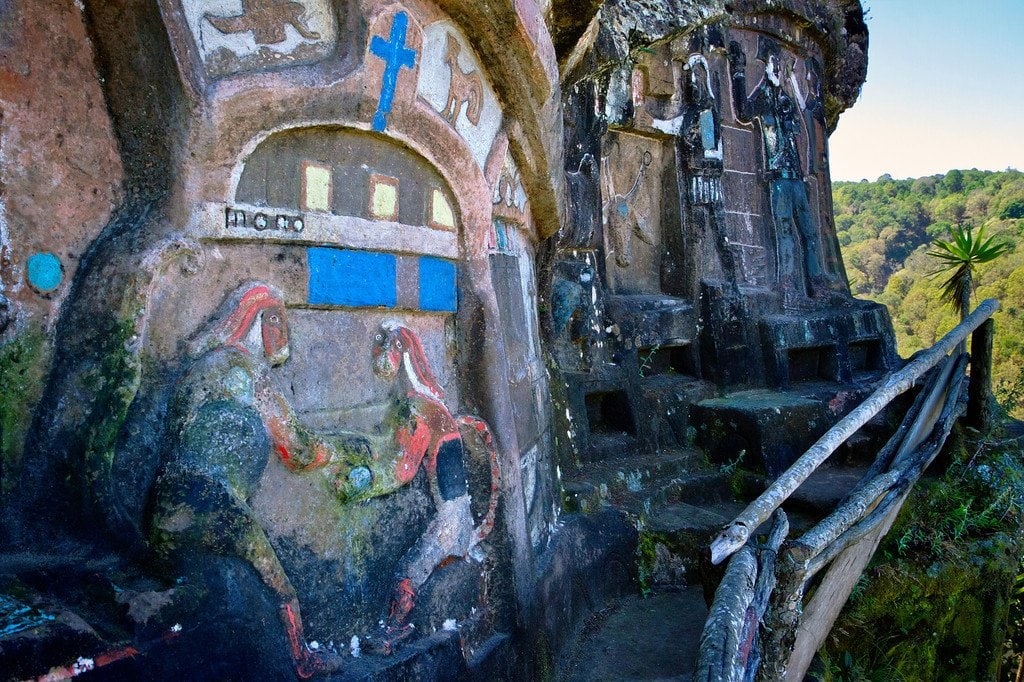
[205,0,321,45]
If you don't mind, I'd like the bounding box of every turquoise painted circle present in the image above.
[27,252,63,293]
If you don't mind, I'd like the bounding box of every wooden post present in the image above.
[696,548,758,682]
[790,470,901,562]
[757,549,807,682]
[785,505,902,681]
[782,362,967,680]
[967,318,995,432]
[741,511,789,682]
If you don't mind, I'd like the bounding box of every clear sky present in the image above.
[828,0,1024,182]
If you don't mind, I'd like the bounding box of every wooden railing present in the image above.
[696,299,999,681]
[709,299,1000,565]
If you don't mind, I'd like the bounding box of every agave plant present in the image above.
[927,223,1010,319]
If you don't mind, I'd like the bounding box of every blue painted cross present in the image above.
[369,12,417,132]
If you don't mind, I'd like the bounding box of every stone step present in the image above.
[556,587,707,682]
[561,448,707,514]
[583,431,641,464]
[555,384,903,681]
[637,375,718,449]
[691,389,834,477]
[662,468,767,506]
[840,430,881,466]
[565,443,872,593]
[563,448,777,589]
[638,474,839,593]
[639,500,751,590]
[661,463,871,546]
[611,468,768,524]
[786,464,871,517]
[836,408,901,466]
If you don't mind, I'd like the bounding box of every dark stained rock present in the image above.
[0,0,887,678]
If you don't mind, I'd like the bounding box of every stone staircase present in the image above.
[555,387,898,681]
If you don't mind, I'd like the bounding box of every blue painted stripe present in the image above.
[308,248,396,308]
[419,256,457,312]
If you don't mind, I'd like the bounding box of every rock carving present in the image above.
[604,148,655,268]
[442,33,483,126]
[680,52,741,290]
[149,283,346,678]
[369,12,417,132]
[204,0,321,44]
[150,286,500,669]
[362,321,500,653]
[729,38,827,305]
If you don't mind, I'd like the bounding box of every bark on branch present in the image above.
[697,547,758,682]
[790,470,901,562]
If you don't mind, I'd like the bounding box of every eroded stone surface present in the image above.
[559,588,708,681]
[0,0,122,334]
[0,0,885,678]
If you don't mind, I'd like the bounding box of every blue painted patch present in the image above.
[699,109,716,151]
[1,593,54,639]
[419,257,457,312]
[26,252,62,293]
[492,219,509,252]
[369,12,417,132]
[349,466,372,492]
[308,248,396,307]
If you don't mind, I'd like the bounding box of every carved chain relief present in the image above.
[600,134,667,294]
[603,146,655,269]
[182,0,337,78]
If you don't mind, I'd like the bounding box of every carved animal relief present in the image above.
[183,0,337,77]
[442,34,483,126]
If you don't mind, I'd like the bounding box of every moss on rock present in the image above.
[820,424,1024,681]
[0,328,50,495]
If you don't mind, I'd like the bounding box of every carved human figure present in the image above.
[150,285,499,664]
[790,58,848,286]
[551,262,599,370]
[789,58,825,176]
[263,318,500,654]
[679,53,741,290]
[728,39,828,305]
[682,56,723,170]
[148,284,346,678]
[357,321,500,653]
[564,152,600,246]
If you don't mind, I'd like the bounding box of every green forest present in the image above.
[833,168,1024,417]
